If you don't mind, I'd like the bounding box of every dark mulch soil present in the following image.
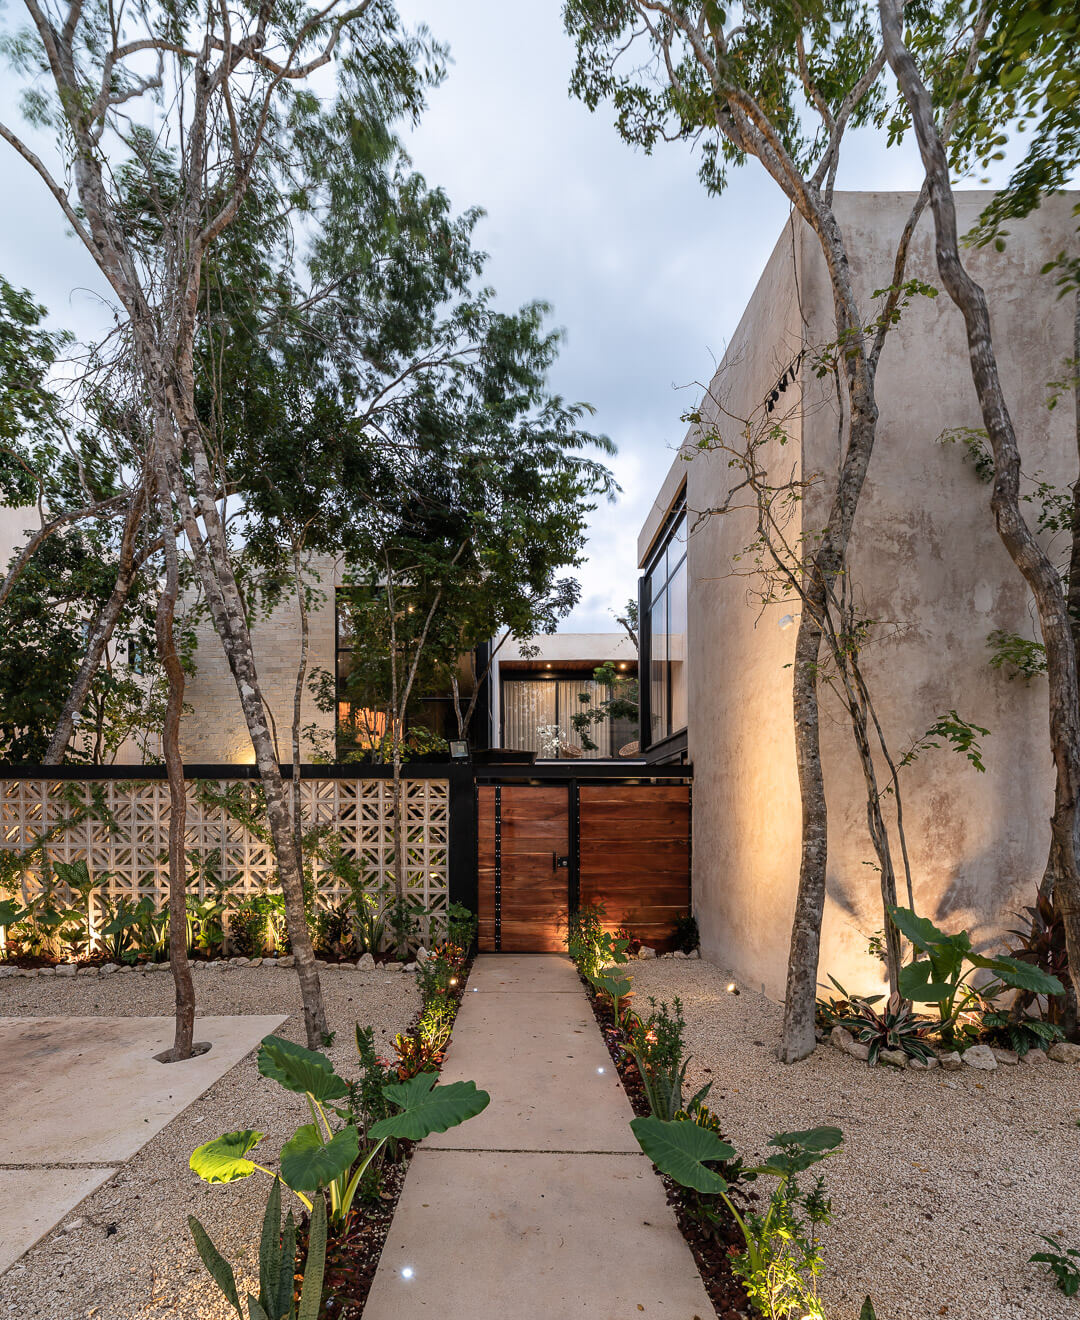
[296,1153,412,1319]
[585,981,756,1320]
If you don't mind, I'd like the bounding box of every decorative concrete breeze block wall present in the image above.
[0,776,449,943]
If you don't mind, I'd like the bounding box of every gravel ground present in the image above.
[0,965,418,1320]
[630,958,1080,1320]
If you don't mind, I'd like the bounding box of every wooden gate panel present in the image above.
[578,783,690,951]
[478,786,569,952]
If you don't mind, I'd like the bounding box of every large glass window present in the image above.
[501,670,637,759]
[645,508,687,746]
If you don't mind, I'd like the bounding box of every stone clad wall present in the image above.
[179,554,338,763]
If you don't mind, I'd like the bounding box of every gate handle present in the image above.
[552,853,569,871]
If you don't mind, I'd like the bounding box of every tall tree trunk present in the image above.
[780,584,830,1061]
[291,548,310,879]
[880,0,1080,1004]
[158,418,328,1046]
[153,458,196,1062]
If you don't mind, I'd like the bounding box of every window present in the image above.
[643,502,688,747]
[501,670,637,759]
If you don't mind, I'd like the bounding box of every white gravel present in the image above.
[630,958,1080,1320]
[0,965,418,1319]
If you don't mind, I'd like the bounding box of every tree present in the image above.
[563,0,985,1058]
[879,0,1080,1024]
[0,0,439,1047]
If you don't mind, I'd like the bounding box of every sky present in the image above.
[0,2,960,631]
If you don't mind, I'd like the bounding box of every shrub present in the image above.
[624,997,710,1120]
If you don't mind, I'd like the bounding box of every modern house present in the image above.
[638,190,1078,997]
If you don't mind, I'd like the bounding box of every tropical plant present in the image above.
[132,896,169,962]
[588,967,634,1025]
[631,1119,843,1320]
[228,897,271,958]
[310,901,354,960]
[565,903,631,979]
[447,902,478,953]
[1030,1235,1080,1297]
[189,1176,325,1320]
[624,997,710,1121]
[53,860,105,958]
[891,906,1065,1039]
[979,1011,1064,1058]
[1006,890,1074,1033]
[190,1035,489,1228]
[814,975,862,1031]
[416,943,464,1003]
[0,898,30,957]
[833,993,936,1066]
[99,896,143,963]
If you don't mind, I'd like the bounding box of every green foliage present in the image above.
[832,992,936,1066]
[570,661,639,752]
[189,1178,326,1320]
[565,903,632,980]
[1030,1236,1080,1296]
[978,1010,1064,1057]
[192,1031,487,1228]
[624,997,710,1121]
[987,630,1048,682]
[631,1118,843,1319]
[587,967,634,1024]
[891,905,1065,1036]
[897,712,991,776]
[447,902,478,953]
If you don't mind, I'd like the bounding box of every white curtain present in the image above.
[501,678,613,758]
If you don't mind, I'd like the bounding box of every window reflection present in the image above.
[646,510,687,745]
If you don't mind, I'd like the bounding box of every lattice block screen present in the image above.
[0,777,449,940]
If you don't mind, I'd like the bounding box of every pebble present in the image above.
[1048,1041,1080,1064]
[1021,1047,1048,1064]
[937,1050,963,1070]
[878,1048,908,1069]
[99,963,118,975]
[55,965,77,977]
[637,946,656,959]
[991,1047,1019,1065]
[356,953,376,970]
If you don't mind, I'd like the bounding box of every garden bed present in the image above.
[627,957,1080,1320]
[584,982,754,1320]
[0,963,420,1320]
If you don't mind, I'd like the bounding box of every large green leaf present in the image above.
[590,970,633,1001]
[0,899,27,927]
[630,1116,735,1193]
[969,952,1064,996]
[860,1299,878,1320]
[371,1073,490,1141]
[769,1126,843,1153]
[258,1035,349,1102]
[190,1130,266,1184]
[279,1123,359,1191]
[898,959,955,1003]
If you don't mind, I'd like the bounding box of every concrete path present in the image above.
[0,1014,284,1272]
[364,955,713,1320]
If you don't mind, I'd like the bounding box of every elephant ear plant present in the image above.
[890,906,1065,1041]
[631,1118,847,1320]
[190,1034,490,1229]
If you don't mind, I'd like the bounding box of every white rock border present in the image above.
[0,955,415,979]
[826,1024,1079,1071]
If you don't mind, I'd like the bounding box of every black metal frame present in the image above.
[638,485,688,757]
[0,758,691,921]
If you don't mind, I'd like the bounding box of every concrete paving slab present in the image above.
[0,1167,115,1274]
[466,953,581,994]
[0,1015,285,1163]
[426,984,638,1152]
[364,1148,713,1320]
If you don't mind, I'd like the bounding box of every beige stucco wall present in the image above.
[179,554,338,763]
[655,191,1077,999]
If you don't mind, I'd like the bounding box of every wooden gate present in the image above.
[477,778,690,953]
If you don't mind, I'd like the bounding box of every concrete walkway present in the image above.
[0,1014,284,1273]
[364,955,713,1319]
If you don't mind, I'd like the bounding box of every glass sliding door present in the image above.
[643,505,688,748]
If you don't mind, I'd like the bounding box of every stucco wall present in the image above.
[659,191,1077,999]
[179,554,337,763]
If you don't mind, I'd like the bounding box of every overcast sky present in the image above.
[0,2,996,631]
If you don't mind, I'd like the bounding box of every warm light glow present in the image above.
[726,982,739,994]
[545,662,552,668]
[449,978,458,986]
